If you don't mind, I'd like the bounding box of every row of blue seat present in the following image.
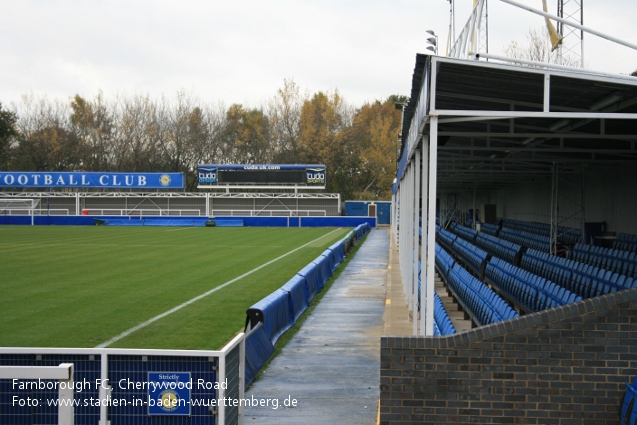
[614,233,637,254]
[571,242,637,279]
[521,248,637,299]
[500,227,551,253]
[416,258,457,336]
[480,222,500,237]
[433,292,456,336]
[435,243,456,282]
[448,236,489,279]
[476,232,522,265]
[448,222,479,243]
[447,262,518,327]
[437,227,587,319]
[619,375,637,425]
[502,219,581,246]
[437,226,458,251]
[485,257,581,312]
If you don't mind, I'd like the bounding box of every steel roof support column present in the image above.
[424,116,439,336]
[407,160,416,314]
[420,135,430,335]
[400,161,412,309]
[412,149,421,335]
[550,163,559,255]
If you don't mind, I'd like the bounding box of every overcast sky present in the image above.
[1,0,636,110]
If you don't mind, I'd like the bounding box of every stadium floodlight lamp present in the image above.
[426,30,438,54]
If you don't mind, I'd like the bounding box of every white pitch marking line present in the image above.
[96,228,342,348]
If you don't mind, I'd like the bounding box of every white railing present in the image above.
[83,209,203,217]
[1,209,70,216]
[210,209,327,217]
[0,363,75,425]
[0,333,245,425]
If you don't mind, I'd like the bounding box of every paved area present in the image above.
[244,227,470,424]
[382,232,413,335]
[245,228,389,424]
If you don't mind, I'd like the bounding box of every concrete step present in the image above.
[434,272,473,333]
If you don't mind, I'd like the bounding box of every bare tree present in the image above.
[504,27,578,67]
[267,79,307,163]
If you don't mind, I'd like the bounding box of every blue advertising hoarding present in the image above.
[0,172,184,189]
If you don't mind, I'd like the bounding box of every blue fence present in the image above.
[243,224,371,389]
[244,323,275,389]
[0,215,377,228]
[0,337,244,425]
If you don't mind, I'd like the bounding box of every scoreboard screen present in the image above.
[197,164,326,188]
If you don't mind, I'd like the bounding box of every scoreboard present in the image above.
[197,164,326,188]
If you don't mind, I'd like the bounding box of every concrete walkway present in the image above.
[244,228,389,424]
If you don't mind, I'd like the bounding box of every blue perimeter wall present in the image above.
[0,215,376,228]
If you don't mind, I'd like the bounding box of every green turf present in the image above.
[0,225,351,350]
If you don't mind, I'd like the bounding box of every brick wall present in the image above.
[380,288,637,425]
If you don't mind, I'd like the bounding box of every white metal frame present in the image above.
[0,363,75,425]
[0,333,245,425]
[449,0,637,65]
[0,192,341,217]
[210,209,327,217]
[0,198,36,225]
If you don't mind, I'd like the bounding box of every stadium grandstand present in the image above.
[2,59,637,425]
[3,1,637,424]
[382,22,637,424]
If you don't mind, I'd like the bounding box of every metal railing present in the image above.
[83,209,203,217]
[210,209,327,217]
[0,333,245,425]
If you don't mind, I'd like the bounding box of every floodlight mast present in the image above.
[498,0,637,53]
[449,0,636,68]
[555,0,584,68]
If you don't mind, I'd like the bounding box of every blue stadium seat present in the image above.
[619,381,637,425]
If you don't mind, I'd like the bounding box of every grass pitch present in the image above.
[0,225,351,350]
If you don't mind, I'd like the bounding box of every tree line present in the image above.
[0,80,406,200]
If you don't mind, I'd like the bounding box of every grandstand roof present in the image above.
[399,55,637,191]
